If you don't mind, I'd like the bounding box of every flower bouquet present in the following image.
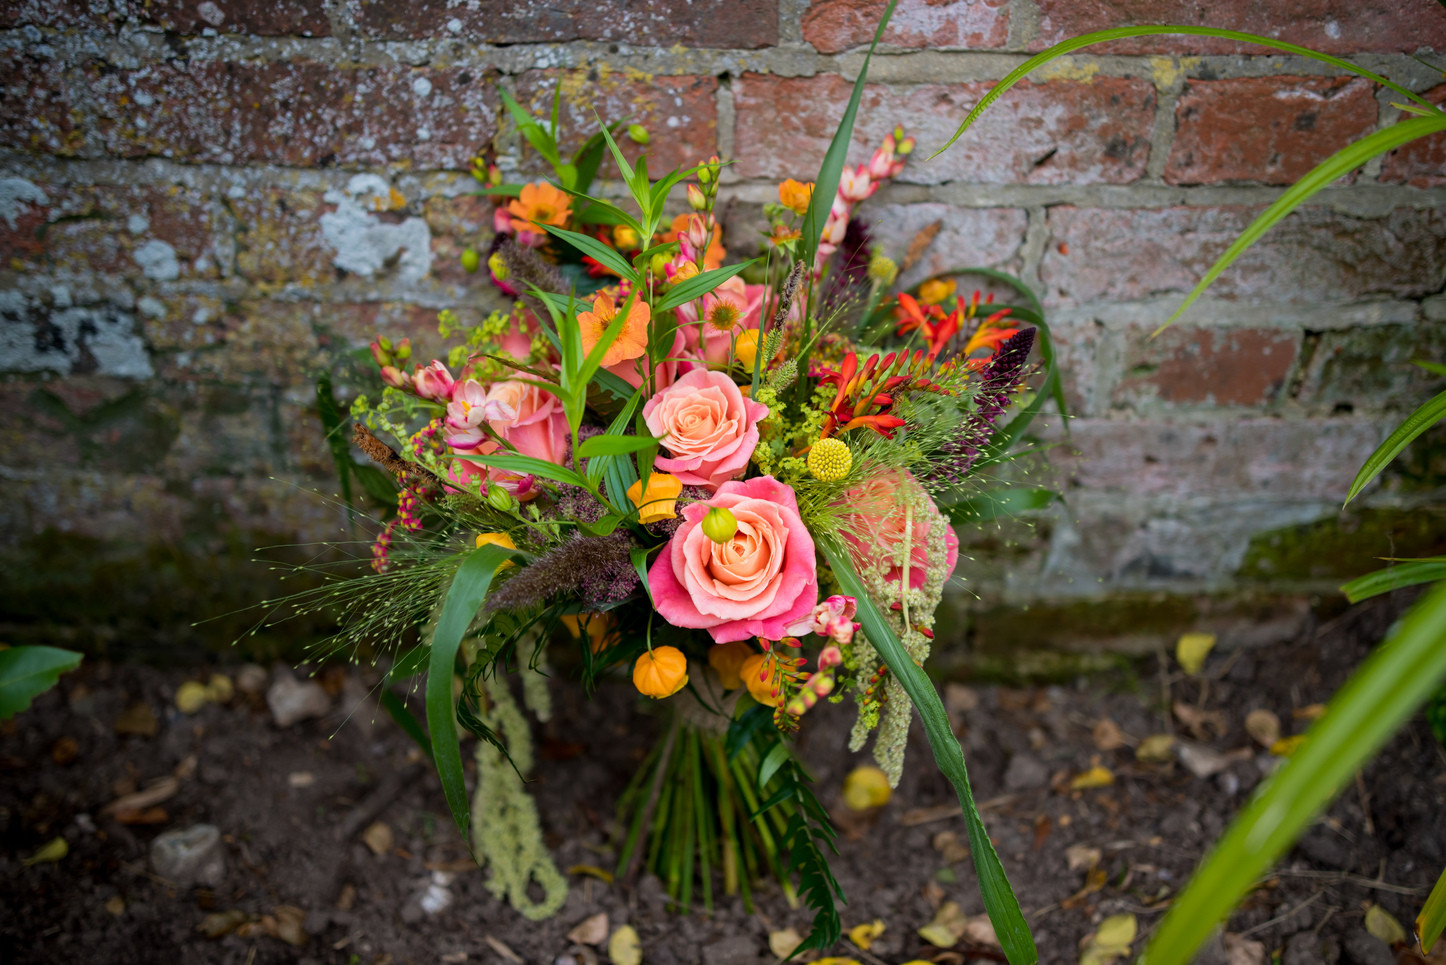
[287,18,1058,963]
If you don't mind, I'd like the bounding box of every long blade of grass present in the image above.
[820,542,1036,964]
[1345,387,1446,505]
[500,88,563,168]
[942,487,1060,525]
[379,689,434,763]
[1340,558,1446,603]
[800,0,898,269]
[1157,117,1446,332]
[536,222,642,284]
[932,26,1437,161]
[427,544,516,842]
[1142,581,1446,964]
[452,451,588,489]
[1418,865,1446,953]
[652,261,758,313]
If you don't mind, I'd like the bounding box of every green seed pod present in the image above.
[627,124,650,145]
[460,248,481,273]
[701,506,738,544]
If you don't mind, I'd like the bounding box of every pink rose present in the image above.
[649,476,818,644]
[644,368,768,490]
[838,470,958,592]
[607,327,687,391]
[484,379,568,466]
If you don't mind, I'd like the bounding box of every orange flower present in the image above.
[740,652,785,707]
[708,640,755,691]
[507,181,572,235]
[918,278,957,306]
[662,213,725,270]
[634,646,689,699]
[627,472,683,524]
[577,290,649,367]
[778,178,814,216]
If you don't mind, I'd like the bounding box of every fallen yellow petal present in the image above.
[23,836,68,866]
[608,924,642,965]
[1175,632,1216,675]
[1270,735,1306,757]
[1365,903,1407,945]
[847,920,885,951]
[1069,765,1116,790]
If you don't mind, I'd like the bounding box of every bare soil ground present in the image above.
[3,595,1443,965]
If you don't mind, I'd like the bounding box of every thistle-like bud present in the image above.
[868,252,898,287]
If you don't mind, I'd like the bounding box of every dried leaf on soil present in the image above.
[1092,718,1127,751]
[1065,845,1102,872]
[1365,903,1407,945]
[198,909,250,939]
[113,702,159,737]
[176,681,211,714]
[103,776,178,814]
[932,830,970,863]
[608,925,642,965]
[1222,934,1266,965]
[362,821,394,856]
[1271,734,1306,756]
[568,913,610,946]
[1244,709,1281,747]
[1173,701,1225,739]
[1079,913,1137,965]
[1175,633,1216,675]
[918,900,968,948]
[104,896,125,917]
[769,928,802,959]
[1136,733,1176,762]
[847,920,885,950]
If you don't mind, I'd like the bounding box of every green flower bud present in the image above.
[701,506,738,544]
[460,248,481,273]
[627,124,650,145]
[487,486,516,512]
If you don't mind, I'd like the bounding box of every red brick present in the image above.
[1111,326,1300,408]
[3,183,224,279]
[353,0,777,47]
[1166,77,1379,186]
[511,71,718,176]
[1040,206,1446,306]
[0,54,83,156]
[140,0,331,36]
[802,0,1009,54]
[0,0,114,29]
[732,73,1155,185]
[87,62,498,168]
[1033,0,1446,55]
[1381,85,1446,188]
[1046,417,1388,499]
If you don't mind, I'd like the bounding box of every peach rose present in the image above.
[649,476,818,644]
[643,368,768,490]
[484,379,568,466]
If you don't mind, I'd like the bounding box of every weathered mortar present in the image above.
[1,0,1443,663]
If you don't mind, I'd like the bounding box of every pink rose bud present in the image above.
[379,365,410,389]
[369,340,390,366]
[412,360,456,402]
[493,206,515,235]
[687,184,707,211]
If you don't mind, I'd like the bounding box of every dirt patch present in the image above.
[2,595,1442,964]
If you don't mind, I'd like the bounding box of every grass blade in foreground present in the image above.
[1341,557,1446,604]
[0,646,83,720]
[1142,581,1446,964]
[1419,865,1446,953]
[427,543,517,843]
[1345,388,1446,505]
[799,0,897,269]
[821,542,1037,964]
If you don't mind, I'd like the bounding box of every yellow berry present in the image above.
[842,765,892,810]
[807,438,852,482]
[701,506,738,543]
[633,646,688,699]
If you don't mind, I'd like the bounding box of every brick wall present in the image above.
[3,0,1444,658]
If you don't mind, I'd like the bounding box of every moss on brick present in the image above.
[1236,507,1446,582]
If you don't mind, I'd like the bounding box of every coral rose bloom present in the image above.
[507,181,572,236]
[644,368,768,490]
[484,379,568,466]
[839,470,958,591]
[649,476,818,644]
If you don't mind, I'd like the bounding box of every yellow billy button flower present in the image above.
[634,646,688,699]
[627,472,683,524]
[474,531,517,572]
[487,251,509,281]
[707,640,754,691]
[734,329,760,371]
[807,437,852,482]
[701,506,738,543]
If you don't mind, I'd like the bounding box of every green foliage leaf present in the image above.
[820,542,1036,964]
[1341,557,1446,603]
[757,741,791,790]
[1143,581,1446,964]
[536,223,641,283]
[800,0,899,269]
[0,646,83,720]
[1420,864,1446,953]
[316,374,356,514]
[933,26,1438,161]
[577,434,660,459]
[1345,388,1446,505]
[651,261,758,313]
[427,544,518,843]
[943,487,1060,525]
[452,451,588,489]
[379,689,434,763]
[500,88,563,170]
